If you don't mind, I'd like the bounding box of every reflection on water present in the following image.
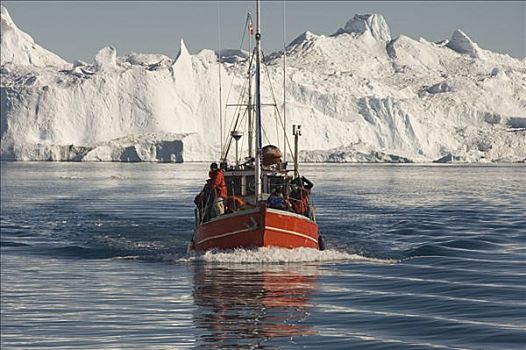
[192,264,318,348]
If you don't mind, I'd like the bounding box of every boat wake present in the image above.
[178,247,397,265]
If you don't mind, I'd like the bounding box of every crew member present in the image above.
[290,176,313,217]
[290,187,310,216]
[226,195,246,213]
[266,187,289,210]
[291,176,313,190]
[209,162,228,216]
[194,179,212,223]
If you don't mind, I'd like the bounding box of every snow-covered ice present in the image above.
[446,29,482,59]
[1,5,525,163]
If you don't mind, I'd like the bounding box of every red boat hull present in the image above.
[190,205,320,251]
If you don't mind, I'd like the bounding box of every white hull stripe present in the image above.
[265,226,319,244]
[195,226,319,246]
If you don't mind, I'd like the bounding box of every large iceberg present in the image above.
[1,5,525,163]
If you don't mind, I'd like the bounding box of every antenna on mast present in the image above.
[293,124,301,178]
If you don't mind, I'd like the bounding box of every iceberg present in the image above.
[1,5,525,163]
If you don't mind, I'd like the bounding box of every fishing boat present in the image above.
[188,0,324,252]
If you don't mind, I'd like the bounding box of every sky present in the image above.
[2,1,525,62]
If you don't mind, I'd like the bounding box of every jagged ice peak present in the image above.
[1,5,67,67]
[0,4,15,27]
[340,14,391,41]
[446,29,481,58]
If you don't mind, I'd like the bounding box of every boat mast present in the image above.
[247,14,254,161]
[282,0,286,163]
[217,2,223,160]
[254,0,263,200]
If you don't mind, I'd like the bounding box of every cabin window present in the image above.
[266,176,285,194]
[225,176,242,196]
[245,176,255,195]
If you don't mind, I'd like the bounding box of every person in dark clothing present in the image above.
[290,176,313,190]
[266,187,289,210]
[290,176,313,217]
[194,179,213,223]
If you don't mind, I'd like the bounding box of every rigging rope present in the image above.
[261,52,294,158]
[219,10,296,169]
[221,13,252,129]
[221,61,251,159]
[220,13,256,160]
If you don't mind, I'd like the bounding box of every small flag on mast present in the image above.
[248,20,254,35]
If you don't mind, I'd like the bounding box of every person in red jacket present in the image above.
[209,162,227,216]
[290,187,310,217]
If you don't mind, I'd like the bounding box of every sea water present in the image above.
[1,162,525,349]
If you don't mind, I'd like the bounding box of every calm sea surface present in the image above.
[1,162,525,349]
